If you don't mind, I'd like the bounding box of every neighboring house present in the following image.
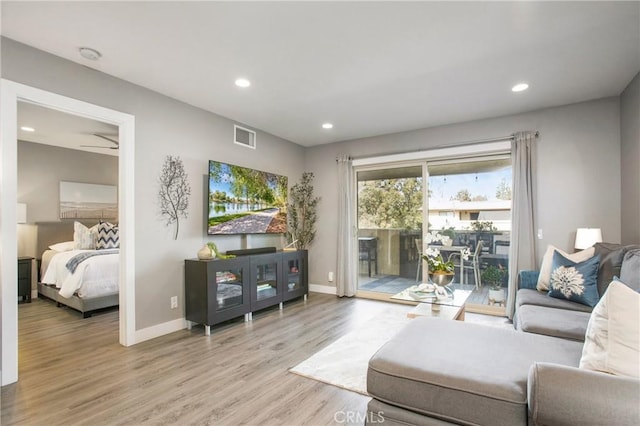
[428,200,512,232]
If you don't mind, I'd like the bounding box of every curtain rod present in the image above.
[430,131,539,150]
[336,131,539,162]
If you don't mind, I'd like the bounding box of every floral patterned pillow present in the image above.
[548,251,601,307]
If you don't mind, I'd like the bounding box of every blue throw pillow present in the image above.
[548,251,600,307]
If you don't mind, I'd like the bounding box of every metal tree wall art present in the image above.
[287,172,320,250]
[158,156,191,240]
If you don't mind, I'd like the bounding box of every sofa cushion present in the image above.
[547,251,600,307]
[367,318,583,426]
[593,243,640,296]
[516,289,593,313]
[515,304,591,341]
[367,399,456,426]
[619,249,640,291]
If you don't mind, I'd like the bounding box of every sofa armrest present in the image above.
[528,362,640,426]
[518,270,539,290]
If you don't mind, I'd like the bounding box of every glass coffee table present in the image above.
[391,285,472,321]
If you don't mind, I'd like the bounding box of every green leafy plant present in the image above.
[440,226,456,241]
[481,265,507,290]
[287,172,320,250]
[471,220,497,232]
[206,242,236,259]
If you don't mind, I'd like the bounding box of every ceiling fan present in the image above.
[80,133,119,150]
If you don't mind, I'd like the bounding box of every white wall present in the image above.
[2,38,305,330]
[18,141,119,223]
[620,72,640,245]
[305,98,622,287]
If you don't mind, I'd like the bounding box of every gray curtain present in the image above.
[506,131,538,318]
[336,155,357,297]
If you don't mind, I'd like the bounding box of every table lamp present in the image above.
[574,228,602,250]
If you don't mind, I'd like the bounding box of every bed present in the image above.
[36,221,119,318]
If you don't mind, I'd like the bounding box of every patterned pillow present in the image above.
[96,221,119,250]
[74,221,98,249]
[548,251,600,307]
[537,245,595,291]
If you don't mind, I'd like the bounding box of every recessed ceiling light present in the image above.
[235,78,251,88]
[512,83,529,92]
[78,47,102,61]
[322,123,334,129]
[20,126,35,132]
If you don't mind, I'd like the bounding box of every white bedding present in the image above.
[41,249,119,299]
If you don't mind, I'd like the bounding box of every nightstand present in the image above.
[18,257,33,303]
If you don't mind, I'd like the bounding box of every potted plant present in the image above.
[440,227,456,246]
[470,220,497,232]
[422,232,470,286]
[287,172,320,250]
[482,265,507,304]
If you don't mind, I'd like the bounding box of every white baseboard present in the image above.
[309,283,337,295]
[31,289,38,299]
[134,317,187,344]
[133,285,335,343]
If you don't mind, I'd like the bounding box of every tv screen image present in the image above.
[208,160,288,235]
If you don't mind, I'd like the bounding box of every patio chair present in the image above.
[415,238,423,282]
[450,240,483,289]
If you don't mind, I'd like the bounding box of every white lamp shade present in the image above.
[17,203,27,224]
[575,228,602,250]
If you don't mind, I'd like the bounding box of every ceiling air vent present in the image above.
[234,125,256,149]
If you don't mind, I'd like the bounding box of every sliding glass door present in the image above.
[354,153,512,315]
[427,156,512,313]
[356,164,424,294]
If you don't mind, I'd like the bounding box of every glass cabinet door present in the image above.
[215,268,244,311]
[254,261,279,301]
[286,257,301,293]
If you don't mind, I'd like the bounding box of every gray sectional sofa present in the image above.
[366,243,640,425]
[515,243,640,341]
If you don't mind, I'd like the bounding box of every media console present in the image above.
[184,250,308,336]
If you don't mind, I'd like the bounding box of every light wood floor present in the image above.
[2,294,412,425]
[2,294,511,425]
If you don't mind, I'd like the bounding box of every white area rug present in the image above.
[289,309,411,395]
[289,310,513,395]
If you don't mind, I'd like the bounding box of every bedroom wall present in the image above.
[304,97,622,289]
[17,141,119,224]
[620,71,640,245]
[2,38,306,330]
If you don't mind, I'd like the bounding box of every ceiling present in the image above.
[18,102,119,156]
[2,2,639,147]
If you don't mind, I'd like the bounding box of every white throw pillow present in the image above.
[49,241,75,252]
[536,245,595,291]
[580,280,640,378]
[73,221,99,250]
[607,281,640,377]
[579,283,610,372]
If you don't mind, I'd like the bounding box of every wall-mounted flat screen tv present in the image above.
[208,160,288,235]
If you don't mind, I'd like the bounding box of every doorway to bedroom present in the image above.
[1,81,136,386]
[17,101,121,320]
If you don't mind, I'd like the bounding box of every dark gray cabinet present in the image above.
[18,257,33,303]
[185,250,308,335]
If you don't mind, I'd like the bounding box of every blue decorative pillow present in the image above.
[548,251,600,307]
[96,221,119,250]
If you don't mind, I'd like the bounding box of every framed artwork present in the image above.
[59,181,117,219]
